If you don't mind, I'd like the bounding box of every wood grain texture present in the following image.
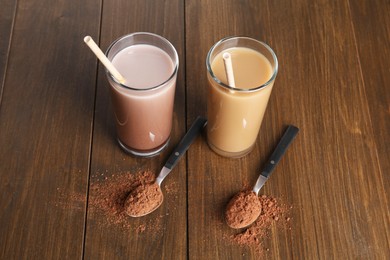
[186,0,389,258]
[349,0,390,201]
[83,0,186,259]
[267,0,389,257]
[0,0,100,258]
[0,0,389,259]
[0,0,17,101]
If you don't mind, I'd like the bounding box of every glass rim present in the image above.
[206,36,278,93]
[105,32,179,92]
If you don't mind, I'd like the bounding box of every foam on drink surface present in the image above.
[211,47,272,89]
[112,44,174,89]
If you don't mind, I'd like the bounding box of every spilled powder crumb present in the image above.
[136,224,146,233]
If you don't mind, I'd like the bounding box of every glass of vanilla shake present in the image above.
[206,37,278,158]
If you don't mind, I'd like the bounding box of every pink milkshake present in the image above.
[105,33,178,157]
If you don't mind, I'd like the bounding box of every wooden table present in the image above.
[1,0,389,259]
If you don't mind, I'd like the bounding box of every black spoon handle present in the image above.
[262,125,299,178]
[165,116,207,170]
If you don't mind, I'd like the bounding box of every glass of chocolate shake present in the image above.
[105,32,179,157]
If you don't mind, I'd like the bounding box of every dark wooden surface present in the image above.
[0,0,389,259]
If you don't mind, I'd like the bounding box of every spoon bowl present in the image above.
[125,183,164,217]
[225,190,261,229]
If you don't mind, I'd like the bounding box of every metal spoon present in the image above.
[125,116,207,217]
[225,125,299,229]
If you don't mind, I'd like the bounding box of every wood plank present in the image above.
[349,0,390,201]
[186,0,389,258]
[0,0,17,101]
[185,1,291,258]
[83,0,186,259]
[0,0,100,258]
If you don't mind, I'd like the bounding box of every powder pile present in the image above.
[225,190,262,229]
[229,194,292,255]
[125,182,163,217]
[88,170,161,232]
[55,170,174,233]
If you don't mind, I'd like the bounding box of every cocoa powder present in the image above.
[228,194,292,256]
[124,182,163,217]
[225,190,262,229]
[55,170,172,234]
[88,170,161,233]
[56,169,291,257]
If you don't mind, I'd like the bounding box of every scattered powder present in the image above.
[225,190,262,229]
[56,169,291,257]
[125,183,163,217]
[136,224,146,233]
[227,194,292,256]
[56,170,165,234]
[88,170,159,232]
[164,181,178,194]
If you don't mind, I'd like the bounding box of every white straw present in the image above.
[222,52,236,88]
[83,36,126,84]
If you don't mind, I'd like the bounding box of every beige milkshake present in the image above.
[206,38,278,157]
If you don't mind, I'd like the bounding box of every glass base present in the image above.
[117,137,170,157]
[207,141,254,158]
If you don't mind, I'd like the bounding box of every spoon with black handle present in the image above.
[125,116,207,217]
[225,125,299,229]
